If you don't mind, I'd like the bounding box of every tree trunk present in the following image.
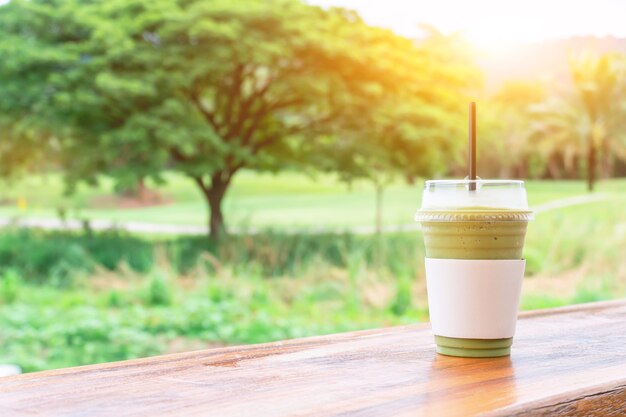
[600,138,612,179]
[547,154,561,179]
[193,173,231,242]
[375,183,383,236]
[374,183,384,274]
[587,135,596,192]
[136,177,148,201]
[207,187,225,241]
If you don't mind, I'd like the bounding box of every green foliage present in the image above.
[319,27,479,185]
[144,272,172,306]
[0,269,22,303]
[0,305,162,372]
[519,294,568,310]
[0,277,391,372]
[572,275,615,304]
[0,228,425,280]
[105,289,128,308]
[0,230,156,283]
[388,246,416,316]
[80,232,154,272]
[0,230,92,285]
[390,277,412,317]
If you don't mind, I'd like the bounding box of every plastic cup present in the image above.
[415,179,533,358]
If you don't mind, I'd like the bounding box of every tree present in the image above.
[0,0,482,239]
[530,53,626,190]
[479,80,547,179]
[316,27,479,236]
[571,53,626,188]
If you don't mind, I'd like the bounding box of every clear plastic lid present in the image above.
[415,179,534,222]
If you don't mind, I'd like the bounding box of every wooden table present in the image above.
[1,300,625,416]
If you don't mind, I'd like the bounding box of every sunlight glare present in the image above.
[309,0,626,51]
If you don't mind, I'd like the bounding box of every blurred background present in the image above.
[0,0,624,374]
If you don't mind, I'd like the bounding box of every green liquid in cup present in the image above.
[421,207,530,357]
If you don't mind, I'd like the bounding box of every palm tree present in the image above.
[485,81,547,178]
[531,53,626,191]
[529,96,589,179]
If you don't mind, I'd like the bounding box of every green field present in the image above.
[2,172,625,229]
[0,174,625,373]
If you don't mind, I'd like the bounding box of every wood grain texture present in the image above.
[1,300,625,417]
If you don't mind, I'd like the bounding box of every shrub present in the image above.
[0,229,424,283]
[0,269,22,303]
[0,230,92,284]
[144,272,172,306]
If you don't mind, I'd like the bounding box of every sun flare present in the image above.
[309,0,626,52]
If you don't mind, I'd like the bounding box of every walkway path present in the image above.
[531,192,611,213]
[0,192,613,236]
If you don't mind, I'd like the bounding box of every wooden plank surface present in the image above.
[1,300,625,416]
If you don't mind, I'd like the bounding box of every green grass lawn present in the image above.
[2,171,625,229]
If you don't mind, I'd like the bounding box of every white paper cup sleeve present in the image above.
[425,258,525,339]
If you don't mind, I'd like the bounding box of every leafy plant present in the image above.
[144,272,172,306]
[0,269,22,304]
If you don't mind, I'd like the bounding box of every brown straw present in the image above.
[468,102,477,191]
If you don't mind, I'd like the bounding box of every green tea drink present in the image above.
[421,209,530,260]
[416,180,533,358]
